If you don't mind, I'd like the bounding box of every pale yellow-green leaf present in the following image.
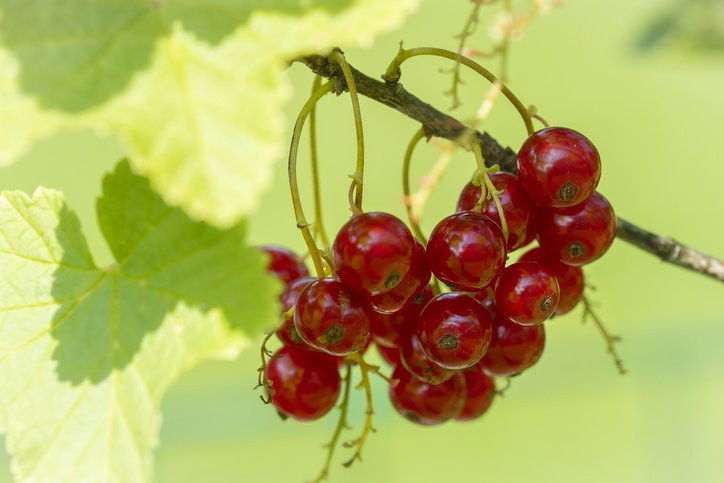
[0,160,280,482]
[0,0,421,227]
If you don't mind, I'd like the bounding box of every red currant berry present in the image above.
[520,205,539,249]
[368,241,431,313]
[456,179,482,214]
[469,287,499,320]
[517,127,601,208]
[358,336,372,355]
[277,277,315,346]
[389,365,466,425]
[494,262,559,326]
[536,191,616,266]
[456,366,496,421]
[416,292,493,370]
[457,172,534,250]
[370,285,433,348]
[479,315,546,377]
[265,346,340,421]
[259,245,309,285]
[277,317,305,347]
[294,278,371,356]
[427,212,507,291]
[400,334,454,385]
[519,247,584,315]
[377,342,401,366]
[332,212,415,295]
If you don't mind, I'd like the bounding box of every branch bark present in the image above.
[298,54,724,285]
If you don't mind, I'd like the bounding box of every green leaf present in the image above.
[0,160,281,482]
[0,0,352,112]
[0,0,420,228]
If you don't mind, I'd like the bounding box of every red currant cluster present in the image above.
[260,126,615,426]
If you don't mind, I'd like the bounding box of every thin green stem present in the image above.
[532,112,550,128]
[383,46,534,136]
[402,128,427,242]
[471,146,489,212]
[582,296,627,375]
[253,331,276,404]
[495,377,512,397]
[309,75,331,250]
[447,0,483,109]
[343,353,376,467]
[473,143,508,241]
[288,80,334,278]
[330,50,366,212]
[311,363,353,483]
[499,0,513,82]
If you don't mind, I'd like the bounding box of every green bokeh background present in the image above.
[2,0,724,482]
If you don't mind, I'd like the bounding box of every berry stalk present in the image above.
[309,75,332,250]
[300,53,724,285]
[582,296,626,375]
[287,80,334,277]
[330,50,366,213]
[343,352,376,467]
[311,362,353,483]
[472,142,509,241]
[382,46,534,136]
[402,128,428,242]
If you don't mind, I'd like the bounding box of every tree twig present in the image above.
[297,53,724,285]
[615,218,724,282]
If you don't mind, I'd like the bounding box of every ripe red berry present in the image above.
[479,315,546,377]
[456,172,534,250]
[536,191,616,266]
[469,287,499,320]
[358,337,372,355]
[416,292,493,370]
[389,365,466,425]
[456,179,483,214]
[400,334,454,385]
[426,212,507,291]
[294,278,371,356]
[277,276,315,346]
[332,212,416,295]
[517,127,601,208]
[519,247,584,315]
[370,285,433,348]
[521,206,539,248]
[376,342,401,366]
[265,346,340,421]
[368,241,431,313]
[259,245,309,285]
[495,262,559,326]
[456,366,496,421]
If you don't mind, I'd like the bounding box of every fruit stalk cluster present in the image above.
[300,52,724,283]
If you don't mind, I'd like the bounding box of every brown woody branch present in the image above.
[298,54,724,285]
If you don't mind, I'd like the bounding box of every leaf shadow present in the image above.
[48,202,178,385]
[48,161,277,386]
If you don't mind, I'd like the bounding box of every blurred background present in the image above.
[2,0,724,482]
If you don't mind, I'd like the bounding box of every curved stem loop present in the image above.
[402,128,428,242]
[309,75,331,250]
[330,50,366,213]
[383,46,534,136]
[288,80,334,278]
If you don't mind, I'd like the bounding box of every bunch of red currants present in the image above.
[261,126,616,426]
